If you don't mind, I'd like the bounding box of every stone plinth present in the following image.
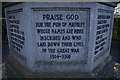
[4,2,117,78]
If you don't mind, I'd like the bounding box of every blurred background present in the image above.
[111,3,120,78]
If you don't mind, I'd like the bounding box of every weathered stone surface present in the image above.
[4,2,116,78]
[6,54,113,78]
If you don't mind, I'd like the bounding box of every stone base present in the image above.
[6,55,114,78]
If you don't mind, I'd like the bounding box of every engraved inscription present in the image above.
[32,8,89,62]
[94,9,111,55]
[7,9,25,53]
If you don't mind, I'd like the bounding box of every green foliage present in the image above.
[112,18,120,41]
[2,18,8,43]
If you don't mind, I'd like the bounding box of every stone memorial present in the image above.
[4,2,117,78]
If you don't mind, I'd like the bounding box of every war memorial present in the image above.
[4,2,117,78]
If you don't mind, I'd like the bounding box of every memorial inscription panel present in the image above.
[32,8,90,63]
[94,9,112,59]
[6,8,25,54]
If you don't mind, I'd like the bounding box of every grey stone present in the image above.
[4,2,116,78]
